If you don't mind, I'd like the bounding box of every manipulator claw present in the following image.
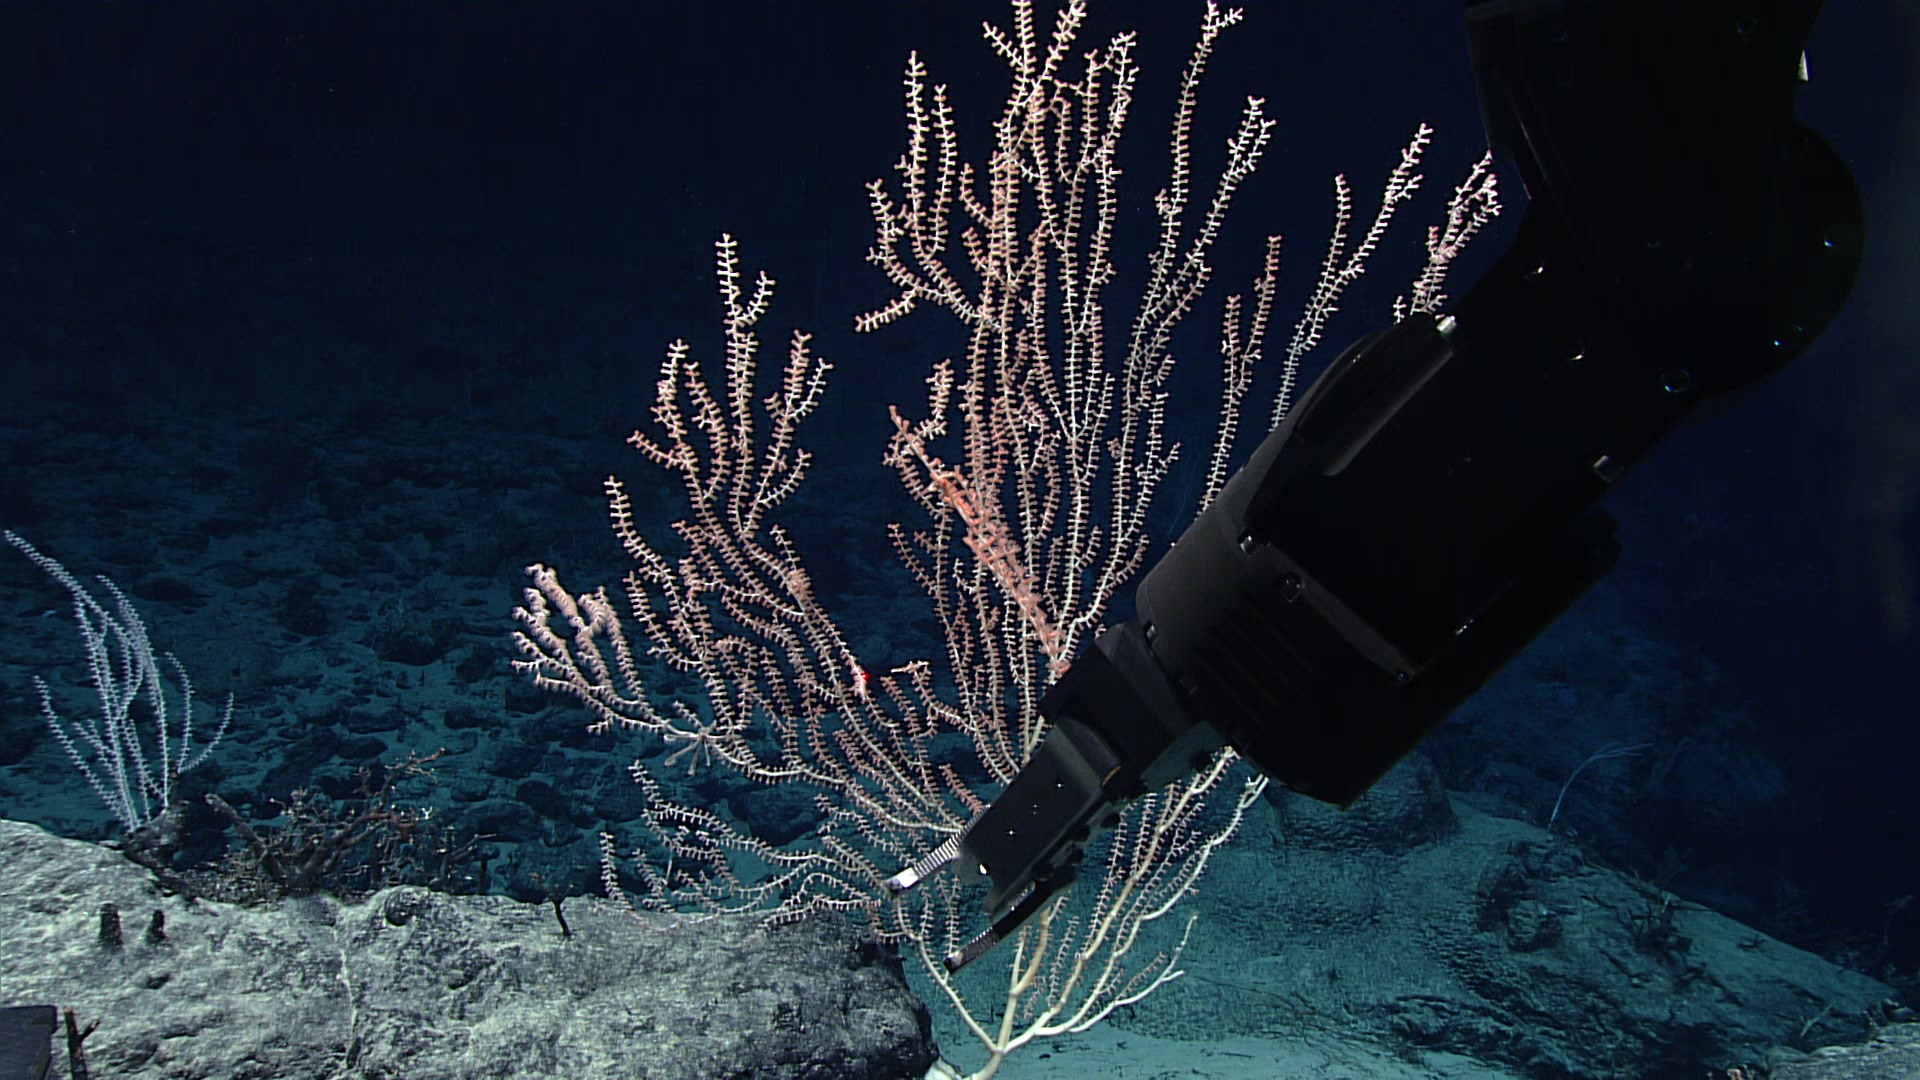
[886,621,1219,971]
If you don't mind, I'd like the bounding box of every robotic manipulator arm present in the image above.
[887,0,1863,973]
